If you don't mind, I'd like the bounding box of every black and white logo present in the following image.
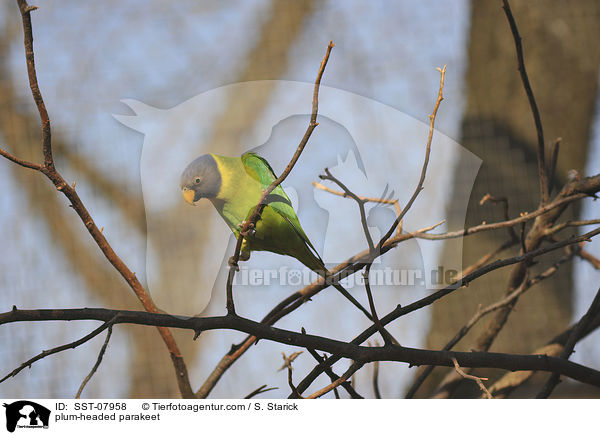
[3,401,50,433]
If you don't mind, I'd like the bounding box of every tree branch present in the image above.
[3,307,600,388]
[377,65,446,249]
[502,0,549,204]
[1,316,115,384]
[405,246,576,398]
[5,0,194,398]
[76,325,113,398]
[537,287,600,398]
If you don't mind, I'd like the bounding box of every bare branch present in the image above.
[319,168,375,252]
[502,0,549,204]
[578,248,600,270]
[479,193,518,242]
[404,247,576,398]
[1,317,115,384]
[295,227,600,395]
[537,286,600,398]
[452,358,492,399]
[313,181,403,235]
[455,239,517,282]
[545,219,600,237]
[0,147,43,170]
[487,306,600,398]
[75,325,113,398]
[416,189,596,241]
[16,0,53,169]
[6,0,194,398]
[244,385,278,399]
[302,328,363,398]
[371,340,382,399]
[306,362,364,399]
[363,263,390,345]
[548,137,561,195]
[278,351,303,372]
[4,307,600,389]
[378,65,447,248]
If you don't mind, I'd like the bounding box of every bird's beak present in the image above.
[182,188,195,205]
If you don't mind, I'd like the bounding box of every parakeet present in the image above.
[181,151,378,323]
[180,152,327,274]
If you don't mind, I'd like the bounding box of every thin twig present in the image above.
[75,325,113,398]
[377,65,446,249]
[415,174,600,241]
[285,355,303,399]
[451,358,492,399]
[578,248,600,270]
[545,219,600,237]
[480,193,518,242]
[306,362,364,399]
[502,0,549,205]
[303,328,363,398]
[244,385,278,399]
[319,168,375,252]
[371,340,382,399]
[455,239,517,281]
[0,318,115,384]
[363,264,390,344]
[548,138,561,195]
[0,147,43,170]
[317,169,390,342]
[312,181,403,235]
[278,351,303,372]
[16,0,53,169]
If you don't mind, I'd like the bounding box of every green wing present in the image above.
[241,152,290,202]
[241,152,324,266]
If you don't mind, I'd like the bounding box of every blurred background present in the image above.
[0,0,599,398]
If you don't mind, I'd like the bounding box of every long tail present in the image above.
[298,250,375,321]
[299,249,398,343]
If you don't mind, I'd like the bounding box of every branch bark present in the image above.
[3,307,600,389]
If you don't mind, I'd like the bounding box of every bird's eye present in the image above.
[195,177,201,184]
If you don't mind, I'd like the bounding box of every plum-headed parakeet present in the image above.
[180,152,328,275]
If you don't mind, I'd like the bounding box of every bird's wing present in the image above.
[242,152,324,268]
[275,208,325,269]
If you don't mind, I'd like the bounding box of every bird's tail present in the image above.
[297,249,375,321]
[294,243,397,344]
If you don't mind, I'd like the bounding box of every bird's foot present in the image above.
[228,256,239,271]
[239,221,255,238]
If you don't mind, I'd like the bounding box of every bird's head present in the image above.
[180,154,221,205]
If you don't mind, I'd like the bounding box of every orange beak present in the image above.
[182,188,195,205]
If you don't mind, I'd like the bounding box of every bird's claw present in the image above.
[240,222,256,238]
[228,256,239,271]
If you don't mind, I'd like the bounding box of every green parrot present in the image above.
[181,151,377,322]
[180,152,327,274]
[181,151,391,338]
